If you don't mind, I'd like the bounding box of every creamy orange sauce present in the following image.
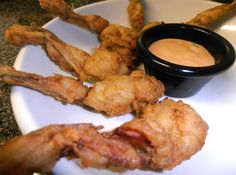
[148,38,215,67]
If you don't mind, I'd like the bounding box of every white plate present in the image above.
[11,0,236,175]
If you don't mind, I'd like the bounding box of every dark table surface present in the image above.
[0,0,103,142]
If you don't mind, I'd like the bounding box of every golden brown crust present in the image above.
[84,47,131,82]
[4,24,133,82]
[186,0,236,28]
[128,0,145,32]
[99,24,138,59]
[0,124,149,175]
[0,2,216,174]
[0,65,88,103]
[5,24,91,80]
[0,99,208,174]
[39,0,109,34]
[118,99,208,169]
[0,66,164,116]
[83,70,164,116]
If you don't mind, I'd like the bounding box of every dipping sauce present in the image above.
[148,38,215,67]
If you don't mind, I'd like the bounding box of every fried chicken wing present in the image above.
[0,65,164,116]
[83,70,164,116]
[5,24,131,82]
[186,0,236,28]
[39,0,109,34]
[128,0,144,32]
[0,99,208,175]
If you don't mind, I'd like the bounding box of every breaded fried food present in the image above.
[128,0,145,32]
[0,99,208,175]
[0,65,88,103]
[37,0,139,76]
[99,24,139,61]
[5,24,131,82]
[0,66,164,116]
[140,1,236,32]
[83,47,131,82]
[0,124,149,175]
[117,98,208,169]
[39,0,109,34]
[187,0,236,28]
[83,70,165,116]
[5,24,91,81]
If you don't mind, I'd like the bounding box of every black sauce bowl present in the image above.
[137,23,235,97]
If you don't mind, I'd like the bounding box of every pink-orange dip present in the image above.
[148,38,215,67]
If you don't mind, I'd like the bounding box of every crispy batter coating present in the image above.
[83,47,131,82]
[0,99,208,175]
[0,124,148,175]
[140,1,236,32]
[128,0,144,32]
[186,0,236,28]
[83,70,164,116]
[5,24,131,82]
[99,24,139,61]
[6,2,140,82]
[5,24,91,81]
[0,2,218,174]
[0,66,164,116]
[117,99,208,169]
[0,65,88,103]
[39,0,139,67]
[39,0,109,34]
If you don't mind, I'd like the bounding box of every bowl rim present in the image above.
[137,23,236,77]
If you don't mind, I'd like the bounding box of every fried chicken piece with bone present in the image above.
[128,0,144,32]
[117,99,208,169]
[38,0,139,64]
[0,65,164,116]
[140,0,236,32]
[0,65,88,103]
[5,24,131,82]
[39,0,109,34]
[0,99,208,175]
[99,24,138,61]
[39,0,138,54]
[0,124,148,175]
[186,0,236,28]
[83,70,164,116]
